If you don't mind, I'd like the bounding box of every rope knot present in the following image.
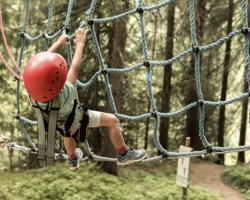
[101,69,108,75]
[87,19,94,25]
[206,146,213,153]
[143,60,150,67]
[241,27,248,35]
[192,45,200,53]
[14,114,20,119]
[136,7,144,14]
[151,110,157,117]
[88,152,95,161]
[30,146,37,152]
[19,32,25,38]
[161,151,168,158]
[197,99,203,107]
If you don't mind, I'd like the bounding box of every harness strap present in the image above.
[78,104,89,143]
[46,96,59,166]
[31,96,88,166]
[30,98,46,159]
[64,99,78,135]
[37,99,79,138]
[30,96,60,166]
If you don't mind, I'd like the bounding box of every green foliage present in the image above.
[0,161,223,200]
[222,164,250,199]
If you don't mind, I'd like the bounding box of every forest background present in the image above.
[0,0,250,176]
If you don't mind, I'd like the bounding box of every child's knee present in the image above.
[109,114,119,125]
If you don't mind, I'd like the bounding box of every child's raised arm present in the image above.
[66,28,88,85]
[47,34,69,53]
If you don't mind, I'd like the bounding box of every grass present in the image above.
[222,164,250,200]
[0,160,224,200]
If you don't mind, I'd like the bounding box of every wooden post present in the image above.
[185,137,191,148]
[183,137,191,199]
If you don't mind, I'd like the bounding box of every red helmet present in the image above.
[23,52,68,102]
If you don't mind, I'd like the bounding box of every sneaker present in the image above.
[117,147,147,167]
[68,148,83,171]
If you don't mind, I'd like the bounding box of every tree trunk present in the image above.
[99,0,129,175]
[238,79,248,163]
[186,1,206,150]
[159,2,175,155]
[238,0,249,163]
[217,0,233,164]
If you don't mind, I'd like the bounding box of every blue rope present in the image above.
[43,0,55,51]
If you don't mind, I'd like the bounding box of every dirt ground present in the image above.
[190,161,245,200]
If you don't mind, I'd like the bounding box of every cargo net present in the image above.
[0,0,250,163]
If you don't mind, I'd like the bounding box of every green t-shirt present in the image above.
[37,81,78,118]
[37,81,83,131]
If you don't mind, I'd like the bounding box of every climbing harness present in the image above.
[30,96,89,166]
[30,96,59,166]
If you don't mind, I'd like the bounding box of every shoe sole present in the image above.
[117,153,147,167]
[69,150,83,171]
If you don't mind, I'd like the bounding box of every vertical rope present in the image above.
[189,0,198,46]
[16,0,35,148]
[86,1,118,115]
[64,0,75,65]
[189,0,210,148]
[44,0,55,51]
[138,5,157,111]
[136,0,163,155]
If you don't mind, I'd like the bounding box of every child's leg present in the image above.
[64,132,83,171]
[98,112,127,153]
[89,110,147,166]
[64,137,76,159]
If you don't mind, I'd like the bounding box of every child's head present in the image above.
[23,52,68,102]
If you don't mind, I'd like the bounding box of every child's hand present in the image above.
[47,34,69,52]
[56,34,69,47]
[74,28,88,46]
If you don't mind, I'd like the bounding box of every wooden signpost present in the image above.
[176,137,192,199]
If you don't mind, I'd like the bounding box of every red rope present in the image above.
[0,53,23,81]
[0,4,23,81]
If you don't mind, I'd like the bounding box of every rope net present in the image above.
[0,0,250,163]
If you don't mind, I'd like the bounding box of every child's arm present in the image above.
[66,28,88,85]
[47,34,69,53]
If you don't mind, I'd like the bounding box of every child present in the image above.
[23,28,147,171]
